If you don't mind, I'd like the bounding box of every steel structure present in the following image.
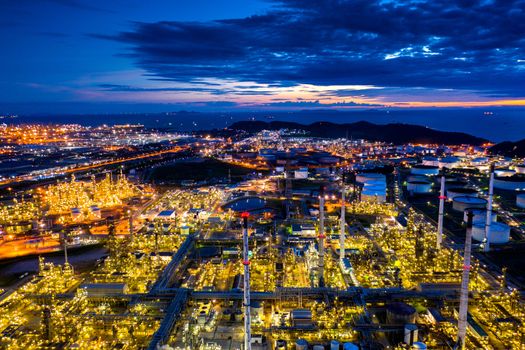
[242,212,252,350]
[456,210,474,350]
[437,171,446,248]
[484,164,495,252]
[318,186,325,287]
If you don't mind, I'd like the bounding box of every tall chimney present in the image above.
[484,164,495,252]
[340,175,346,263]
[457,210,474,350]
[437,170,446,248]
[318,186,326,287]
[241,212,252,350]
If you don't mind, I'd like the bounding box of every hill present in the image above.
[228,121,488,145]
[490,139,525,158]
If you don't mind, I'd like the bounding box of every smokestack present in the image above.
[241,212,252,350]
[63,230,68,266]
[318,186,325,287]
[340,175,346,263]
[484,164,495,252]
[437,170,446,248]
[456,210,474,350]
[129,210,134,242]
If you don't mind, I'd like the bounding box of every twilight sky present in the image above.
[1,0,525,113]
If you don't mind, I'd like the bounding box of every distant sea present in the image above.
[6,107,525,142]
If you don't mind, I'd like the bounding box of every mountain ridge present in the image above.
[228,120,488,145]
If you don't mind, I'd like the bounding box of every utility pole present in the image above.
[318,186,325,287]
[456,210,474,350]
[437,169,446,249]
[485,164,495,252]
[241,212,251,350]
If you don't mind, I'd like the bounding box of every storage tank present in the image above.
[296,339,308,350]
[356,173,386,184]
[453,196,487,212]
[438,156,460,169]
[463,209,497,224]
[251,301,263,320]
[412,343,427,349]
[447,187,478,200]
[407,180,432,194]
[411,165,439,176]
[471,157,488,166]
[343,344,359,350]
[364,179,386,187]
[517,193,525,209]
[494,175,525,191]
[330,340,340,350]
[407,175,429,182]
[495,168,516,177]
[362,188,386,203]
[386,302,416,324]
[275,340,287,349]
[422,157,439,167]
[516,164,525,174]
[313,345,325,350]
[404,324,418,345]
[472,222,510,244]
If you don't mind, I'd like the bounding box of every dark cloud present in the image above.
[97,83,276,96]
[95,0,525,97]
[261,100,382,107]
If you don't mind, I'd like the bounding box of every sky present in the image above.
[1,0,525,114]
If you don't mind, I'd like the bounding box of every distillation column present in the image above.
[241,212,252,350]
[437,171,446,248]
[456,210,474,350]
[340,176,346,263]
[318,186,325,287]
[484,164,495,252]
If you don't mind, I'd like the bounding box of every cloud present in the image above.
[93,0,525,98]
[260,100,383,108]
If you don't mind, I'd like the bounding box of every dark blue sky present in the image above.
[1,0,525,114]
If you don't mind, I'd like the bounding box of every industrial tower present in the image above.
[241,212,252,350]
[340,174,346,263]
[318,186,325,287]
[437,170,446,248]
[456,210,474,350]
[484,164,495,252]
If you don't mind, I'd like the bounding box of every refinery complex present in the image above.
[1,124,525,350]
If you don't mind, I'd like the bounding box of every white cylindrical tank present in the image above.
[438,156,460,169]
[472,222,510,244]
[517,193,525,208]
[275,340,287,349]
[411,165,439,176]
[361,188,386,203]
[453,196,487,212]
[463,209,497,224]
[313,346,325,350]
[356,173,385,184]
[363,181,386,189]
[296,339,308,350]
[494,176,525,191]
[447,187,478,200]
[422,157,439,167]
[407,181,432,194]
[343,343,359,350]
[471,157,488,166]
[516,164,525,174]
[407,175,429,182]
[495,169,516,177]
[404,324,418,345]
[330,340,340,350]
